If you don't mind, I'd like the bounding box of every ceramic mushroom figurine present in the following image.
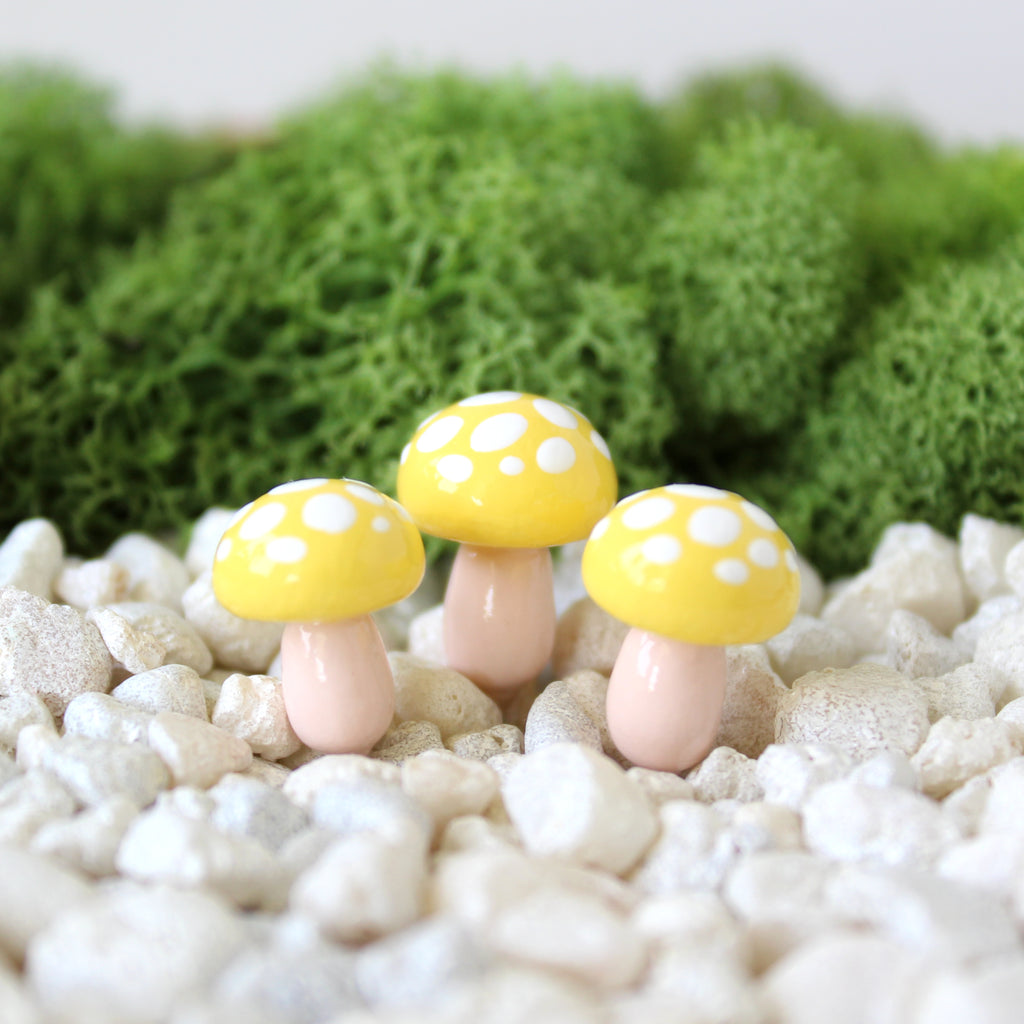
[582,484,800,773]
[212,478,424,754]
[398,391,617,702]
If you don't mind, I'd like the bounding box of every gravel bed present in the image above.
[3,510,1024,1023]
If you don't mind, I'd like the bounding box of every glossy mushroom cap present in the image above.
[582,485,800,646]
[397,391,617,548]
[212,478,425,622]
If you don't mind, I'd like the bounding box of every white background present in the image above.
[2,0,1022,144]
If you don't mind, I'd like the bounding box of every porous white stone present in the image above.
[952,594,1019,656]
[912,717,1022,798]
[775,664,930,758]
[643,947,761,1024]
[914,960,1024,1024]
[0,694,54,757]
[997,697,1024,732]
[212,673,300,761]
[688,747,763,803]
[240,755,290,788]
[765,613,858,685]
[706,646,782,762]
[0,752,14,788]
[438,814,519,854]
[0,846,94,962]
[53,558,129,610]
[524,678,602,754]
[633,889,747,961]
[0,520,63,600]
[626,767,696,806]
[727,800,802,856]
[26,884,248,1022]
[282,754,401,809]
[111,663,209,719]
[85,606,166,676]
[401,750,499,828]
[723,849,834,927]
[148,711,253,788]
[106,533,191,610]
[632,801,731,894]
[886,609,969,678]
[937,832,1024,898]
[1005,538,1024,600]
[920,664,997,722]
[389,654,501,739]
[185,507,236,578]
[0,963,43,1024]
[803,780,958,869]
[372,720,445,763]
[290,826,428,942]
[0,588,112,715]
[442,965,601,1024]
[943,774,991,837]
[182,572,283,673]
[100,601,214,675]
[406,604,445,664]
[208,774,308,851]
[502,744,657,874]
[116,805,287,909]
[62,692,151,745]
[311,777,432,849]
[0,771,77,844]
[977,758,1024,835]
[974,609,1024,705]
[847,749,918,790]
[552,597,629,679]
[821,523,966,652]
[30,795,138,877]
[446,724,523,761]
[959,513,1024,605]
[794,551,825,616]
[756,743,854,809]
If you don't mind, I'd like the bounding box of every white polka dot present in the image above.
[471,412,529,452]
[666,484,729,500]
[459,391,522,406]
[270,478,327,495]
[266,537,307,564]
[372,516,391,533]
[785,549,798,572]
[642,534,683,565]
[532,398,578,430]
[622,496,676,531]
[437,454,474,483]
[536,437,576,474]
[742,500,779,532]
[591,430,611,459]
[688,506,742,547]
[749,538,780,568]
[500,456,525,476]
[400,444,411,465]
[345,482,385,505]
[714,559,750,585]
[239,502,287,541]
[302,493,357,534]
[215,538,232,561]
[416,415,464,453]
[590,516,610,541]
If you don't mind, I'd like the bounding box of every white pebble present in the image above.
[775,663,930,758]
[85,606,166,675]
[912,717,1023,798]
[111,663,209,719]
[978,758,1024,835]
[62,692,151,745]
[502,744,657,874]
[886,609,968,678]
[959,513,1024,604]
[30,795,138,877]
[389,654,502,739]
[311,776,432,848]
[919,663,997,722]
[525,678,603,754]
[401,750,499,828]
[688,747,763,803]
[847,749,919,790]
[406,604,445,664]
[952,593,1020,656]
[765,613,858,685]
[282,754,401,809]
[185,507,236,578]
[212,673,300,761]
[106,533,191,610]
[0,520,63,600]
[756,742,854,809]
[53,558,129,609]
[632,801,731,894]
[446,724,523,761]
[937,832,1024,897]
[182,572,283,673]
[794,551,825,615]
[0,588,112,716]
[626,766,696,806]
[715,645,787,759]
[100,601,213,675]
[442,965,601,1024]
[0,694,54,757]
[208,774,308,851]
[974,608,1024,705]
[0,770,77,844]
[0,962,44,1024]
[915,960,1024,1024]
[552,597,629,679]
[371,720,444,763]
[148,712,252,788]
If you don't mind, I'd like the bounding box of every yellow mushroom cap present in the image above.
[582,485,800,646]
[212,478,425,622]
[397,391,617,548]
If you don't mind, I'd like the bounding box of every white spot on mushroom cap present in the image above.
[437,454,474,483]
[417,415,464,453]
[471,412,529,452]
[642,534,682,565]
[265,537,308,564]
[742,500,779,532]
[714,559,749,585]
[532,398,578,430]
[688,506,742,547]
[215,538,232,562]
[270,478,327,495]
[345,482,385,505]
[622,496,675,531]
[785,549,798,572]
[591,430,611,459]
[302,493,357,534]
[500,456,525,476]
[239,502,287,541]
[536,437,576,474]
[459,391,522,406]
[749,538,780,568]
[666,484,729,500]
[372,516,391,533]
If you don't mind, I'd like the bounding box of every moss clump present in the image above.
[0,65,232,331]
[644,120,859,463]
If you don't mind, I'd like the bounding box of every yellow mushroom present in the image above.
[398,391,617,700]
[582,484,800,772]
[213,478,424,754]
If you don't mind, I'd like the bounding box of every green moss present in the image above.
[0,65,232,331]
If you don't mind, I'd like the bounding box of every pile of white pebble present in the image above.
[3,508,1024,1024]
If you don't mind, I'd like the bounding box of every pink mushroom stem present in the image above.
[443,544,556,700]
[280,615,395,754]
[606,628,727,773]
